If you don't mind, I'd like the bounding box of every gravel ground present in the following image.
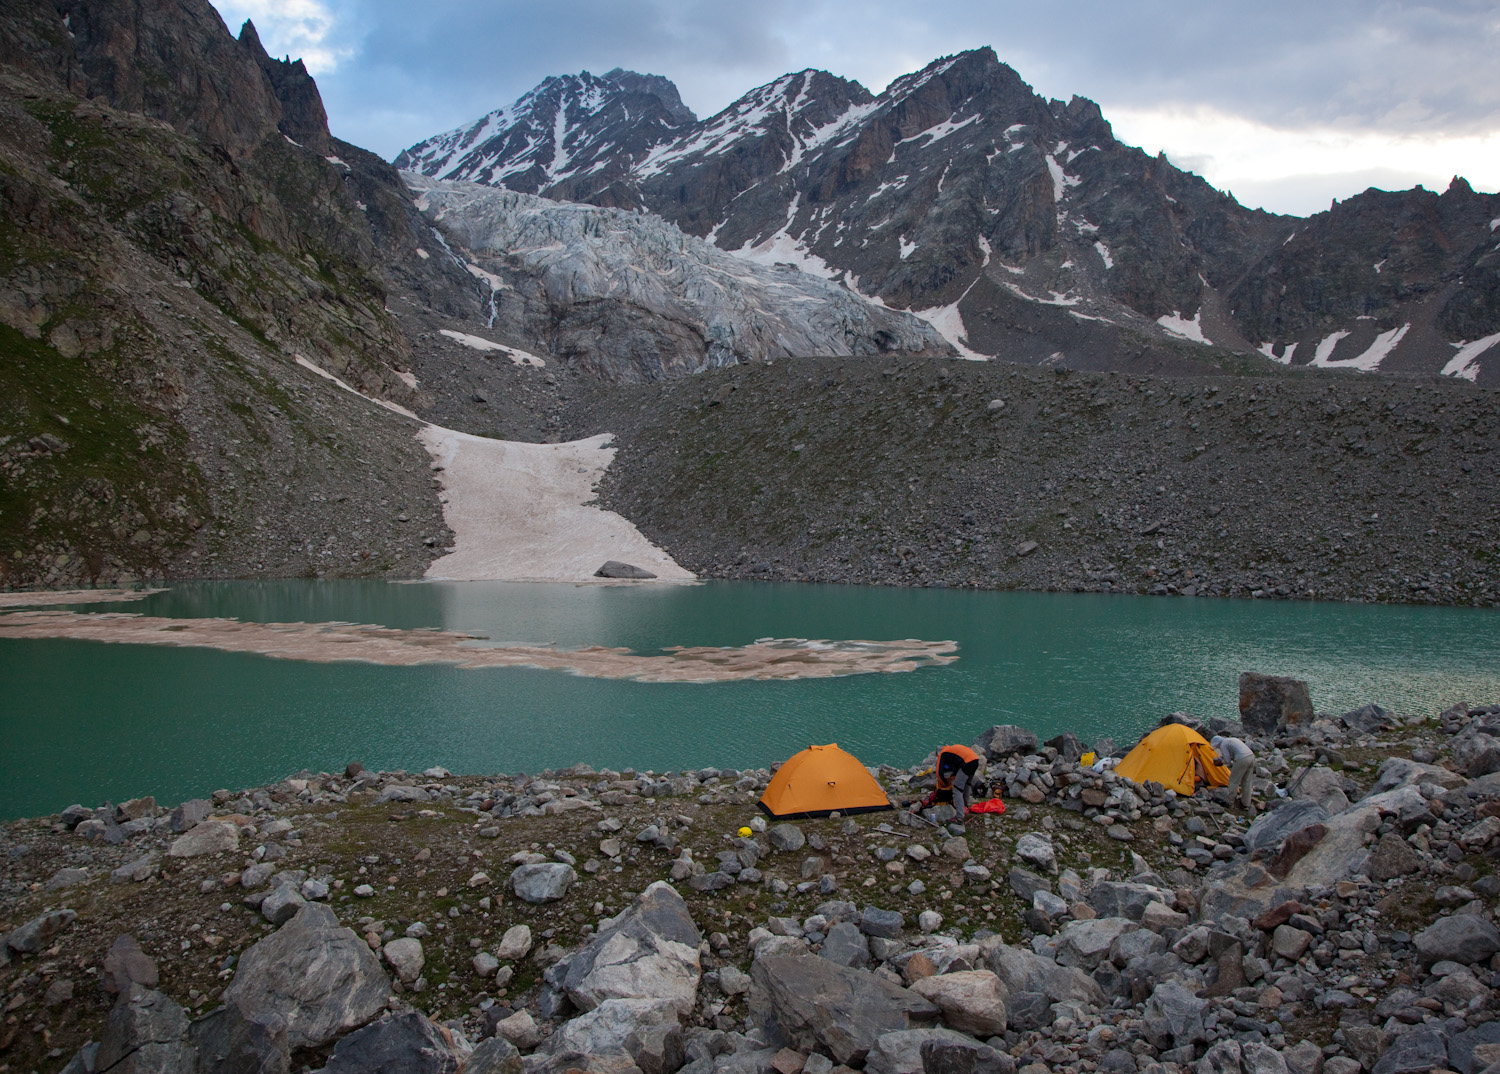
[560,358,1500,605]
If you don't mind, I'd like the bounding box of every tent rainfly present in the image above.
[1114,722,1229,796]
[759,743,893,818]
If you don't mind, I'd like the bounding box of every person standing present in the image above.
[1211,734,1256,815]
[911,744,983,833]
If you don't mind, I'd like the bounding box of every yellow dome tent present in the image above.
[1115,723,1229,796]
[760,743,893,818]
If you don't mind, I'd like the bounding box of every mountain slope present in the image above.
[0,0,478,588]
[403,49,1500,384]
[0,0,954,587]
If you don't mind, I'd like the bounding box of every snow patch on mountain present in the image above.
[1442,331,1500,382]
[1005,283,1079,307]
[900,113,980,146]
[1257,341,1299,365]
[1309,324,1413,372]
[1157,311,1208,344]
[913,299,988,361]
[439,330,546,367]
[1045,155,1081,202]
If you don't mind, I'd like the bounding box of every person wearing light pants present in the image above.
[1211,735,1256,815]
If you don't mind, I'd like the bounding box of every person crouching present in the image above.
[911,744,983,834]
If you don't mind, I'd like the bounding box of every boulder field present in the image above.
[5,693,1500,1074]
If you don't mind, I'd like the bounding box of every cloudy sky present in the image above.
[211,0,1500,217]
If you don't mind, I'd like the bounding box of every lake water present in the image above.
[3,580,1498,819]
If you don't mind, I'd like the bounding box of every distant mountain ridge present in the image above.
[394,68,697,206]
[400,49,1500,385]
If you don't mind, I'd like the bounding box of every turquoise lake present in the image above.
[3,580,1498,819]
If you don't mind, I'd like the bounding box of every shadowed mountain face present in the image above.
[402,48,1500,385]
[0,0,948,588]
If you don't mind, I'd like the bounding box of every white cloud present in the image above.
[1109,105,1500,215]
[210,0,352,74]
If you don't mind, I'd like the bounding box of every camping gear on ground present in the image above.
[759,743,893,818]
[967,798,1006,815]
[1115,722,1229,796]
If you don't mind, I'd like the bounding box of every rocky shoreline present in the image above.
[5,681,1500,1074]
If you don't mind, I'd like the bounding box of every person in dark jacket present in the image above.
[911,744,984,832]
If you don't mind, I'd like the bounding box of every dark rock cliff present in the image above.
[0,0,459,588]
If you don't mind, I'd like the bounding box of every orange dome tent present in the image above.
[760,743,894,818]
[1115,722,1229,796]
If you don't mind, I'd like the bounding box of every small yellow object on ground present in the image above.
[738,826,753,837]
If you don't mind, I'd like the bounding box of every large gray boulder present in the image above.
[5,909,78,954]
[1367,833,1422,881]
[1367,758,1466,797]
[168,820,240,857]
[223,903,390,1050]
[1204,785,1428,920]
[819,921,872,969]
[509,863,576,903]
[1013,834,1056,874]
[1449,1024,1500,1074]
[865,1028,987,1074]
[748,954,939,1066]
[464,1037,523,1074]
[1086,882,1174,922]
[1199,1041,1290,1074]
[1414,916,1500,966]
[1458,733,1500,779]
[95,986,194,1074]
[188,1000,291,1074]
[1339,704,1394,734]
[908,970,1008,1036]
[1238,673,1312,734]
[545,881,702,1015]
[921,1036,1018,1074]
[1372,1026,1451,1074]
[1051,918,1137,971]
[972,725,1038,758]
[539,997,681,1074]
[1142,980,1207,1050]
[1243,800,1330,854]
[980,941,1105,1007]
[596,561,658,580]
[316,1012,470,1074]
[1292,767,1351,815]
[102,935,159,994]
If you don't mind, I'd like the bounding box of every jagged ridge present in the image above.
[402,49,1500,384]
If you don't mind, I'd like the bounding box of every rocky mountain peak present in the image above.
[237,19,330,154]
[394,67,697,200]
[400,45,1500,382]
[601,67,696,126]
